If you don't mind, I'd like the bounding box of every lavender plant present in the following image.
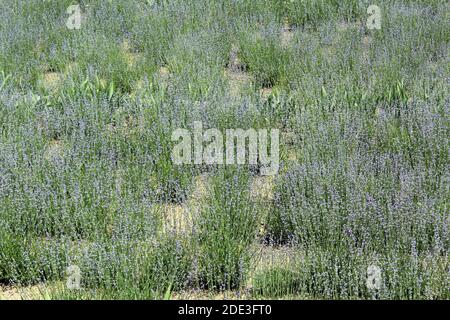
[0,0,448,300]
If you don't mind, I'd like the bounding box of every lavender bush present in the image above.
[0,0,448,299]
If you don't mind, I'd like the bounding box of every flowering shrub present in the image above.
[0,0,448,299]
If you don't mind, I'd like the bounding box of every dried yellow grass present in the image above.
[42,72,62,91]
[44,139,64,162]
[250,176,275,202]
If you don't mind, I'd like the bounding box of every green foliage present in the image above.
[196,169,257,290]
[0,0,448,300]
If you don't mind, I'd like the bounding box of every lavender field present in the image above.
[0,0,448,299]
